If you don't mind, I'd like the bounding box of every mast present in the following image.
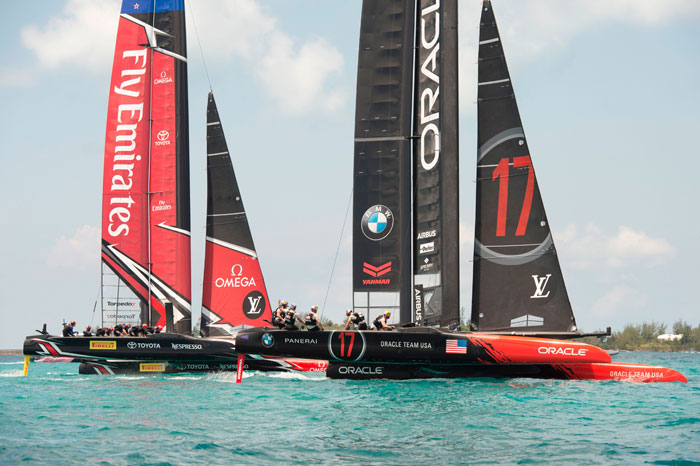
[100,0,192,334]
[201,93,272,337]
[412,0,460,327]
[352,0,416,324]
[471,1,578,334]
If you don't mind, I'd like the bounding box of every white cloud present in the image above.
[458,0,700,113]
[556,223,675,269]
[190,0,345,114]
[0,66,35,87]
[21,0,118,71]
[591,285,647,320]
[47,225,100,270]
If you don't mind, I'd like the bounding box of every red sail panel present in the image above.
[202,242,270,331]
[149,49,191,330]
[101,17,152,312]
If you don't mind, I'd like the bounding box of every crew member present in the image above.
[96,327,107,337]
[128,324,142,337]
[284,304,304,331]
[113,324,126,337]
[154,325,162,334]
[304,306,324,332]
[273,300,288,328]
[373,311,394,331]
[344,309,368,330]
[62,321,77,337]
[83,325,93,337]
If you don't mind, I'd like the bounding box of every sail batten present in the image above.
[471,1,577,334]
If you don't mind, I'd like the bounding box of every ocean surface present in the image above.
[1,352,699,465]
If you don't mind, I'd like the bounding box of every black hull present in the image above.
[328,362,578,380]
[234,327,611,365]
[23,333,236,362]
[78,355,300,375]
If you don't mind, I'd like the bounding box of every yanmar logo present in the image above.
[362,261,391,285]
[89,341,116,350]
[537,346,589,357]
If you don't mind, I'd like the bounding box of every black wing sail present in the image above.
[412,0,460,327]
[471,1,578,334]
[352,0,415,323]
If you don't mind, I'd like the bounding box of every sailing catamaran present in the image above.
[22,0,324,376]
[235,0,686,383]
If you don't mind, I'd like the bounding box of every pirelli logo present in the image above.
[140,363,165,372]
[89,340,116,350]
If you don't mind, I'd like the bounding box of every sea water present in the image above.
[1,352,699,465]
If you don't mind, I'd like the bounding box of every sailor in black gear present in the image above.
[344,309,367,330]
[154,325,162,334]
[284,305,303,331]
[373,311,395,331]
[304,306,324,331]
[113,324,125,337]
[83,325,93,337]
[128,325,142,337]
[96,327,107,337]
[273,300,288,328]
[62,321,77,337]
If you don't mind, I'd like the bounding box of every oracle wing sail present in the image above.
[200,92,271,337]
[412,0,460,327]
[352,0,415,323]
[471,1,577,334]
[100,0,192,334]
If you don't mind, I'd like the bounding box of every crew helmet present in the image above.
[290,304,297,310]
[384,310,391,317]
[345,309,353,316]
[281,300,288,307]
[311,306,318,313]
[86,326,91,330]
[142,324,148,328]
[71,320,76,325]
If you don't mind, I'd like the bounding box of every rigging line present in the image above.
[186,0,213,91]
[320,187,353,319]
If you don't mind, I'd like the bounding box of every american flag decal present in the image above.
[445,339,467,354]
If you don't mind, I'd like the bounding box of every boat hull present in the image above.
[79,356,328,375]
[235,327,686,383]
[235,327,612,364]
[23,333,236,361]
[326,361,686,383]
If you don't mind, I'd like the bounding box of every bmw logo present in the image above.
[262,333,274,348]
[361,205,394,241]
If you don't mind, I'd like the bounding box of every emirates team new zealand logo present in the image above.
[361,205,394,241]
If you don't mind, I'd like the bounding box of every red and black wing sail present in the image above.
[201,93,271,337]
[412,0,460,327]
[352,0,415,323]
[471,1,577,334]
[101,0,192,333]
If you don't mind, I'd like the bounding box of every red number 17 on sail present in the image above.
[492,156,534,237]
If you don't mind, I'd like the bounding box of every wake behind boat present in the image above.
[235,0,686,384]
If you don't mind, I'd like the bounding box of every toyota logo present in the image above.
[157,130,169,142]
[127,341,137,349]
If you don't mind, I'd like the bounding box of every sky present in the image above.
[1,0,699,349]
